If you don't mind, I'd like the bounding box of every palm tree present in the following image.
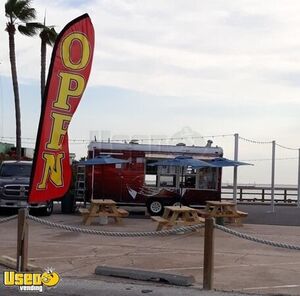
[5,0,40,160]
[39,16,57,100]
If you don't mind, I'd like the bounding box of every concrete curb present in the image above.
[0,256,42,272]
[95,266,195,286]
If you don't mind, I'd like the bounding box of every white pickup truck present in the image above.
[0,160,53,215]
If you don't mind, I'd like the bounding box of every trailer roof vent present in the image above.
[129,139,139,144]
[206,140,213,147]
[176,143,186,146]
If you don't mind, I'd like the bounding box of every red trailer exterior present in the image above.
[85,141,223,215]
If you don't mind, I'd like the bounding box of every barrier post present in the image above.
[270,140,276,212]
[203,217,215,290]
[233,133,239,203]
[298,148,300,208]
[16,208,28,271]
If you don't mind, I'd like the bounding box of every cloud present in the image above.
[1,0,300,175]
[2,0,300,103]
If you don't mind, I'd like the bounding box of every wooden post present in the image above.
[283,189,287,203]
[271,140,276,212]
[203,217,215,290]
[16,208,28,272]
[233,133,239,203]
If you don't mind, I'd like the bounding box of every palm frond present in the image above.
[5,0,36,22]
[40,26,58,46]
[5,0,17,19]
[28,22,44,29]
[17,7,36,22]
[17,23,37,36]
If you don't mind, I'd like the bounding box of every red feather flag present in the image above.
[28,14,94,203]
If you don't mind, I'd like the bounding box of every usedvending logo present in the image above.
[3,268,60,292]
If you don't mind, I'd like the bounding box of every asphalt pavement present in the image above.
[0,269,263,296]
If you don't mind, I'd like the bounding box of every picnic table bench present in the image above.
[197,201,248,225]
[79,199,129,226]
[151,206,204,231]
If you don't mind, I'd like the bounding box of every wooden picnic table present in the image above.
[197,200,248,225]
[79,199,129,226]
[151,205,204,231]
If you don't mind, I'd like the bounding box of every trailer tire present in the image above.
[146,199,164,216]
[172,199,188,207]
[61,193,76,214]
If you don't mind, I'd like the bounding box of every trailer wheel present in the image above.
[147,199,164,216]
[172,199,187,207]
[172,201,181,207]
[61,193,76,214]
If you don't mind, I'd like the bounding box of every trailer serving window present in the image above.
[145,159,158,186]
[145,160,218,190]
[159,175,176,187]
[198,168,218,190]
[180,167,196,189]
[145,174,157,186]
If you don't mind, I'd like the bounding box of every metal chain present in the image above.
[28,215,204,237]
[215,224,300,250]
[0,214,18,224]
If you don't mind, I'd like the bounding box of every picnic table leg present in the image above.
[156,208,171,231]
[156,222,164,231]
[162,208,171,219]
[183,211,193,223]
[110,205,122,223]
[84,205,98,226]
[169,212,179,226]
[82,214,89,224]
[84,216,93,226]
[191,211,203,225]
[114,215,122,223]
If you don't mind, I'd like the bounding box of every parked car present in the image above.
[0,160,53,215]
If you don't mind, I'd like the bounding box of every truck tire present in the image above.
[61,193,75,214]
[146,198,164,216]
[34,201,53,216]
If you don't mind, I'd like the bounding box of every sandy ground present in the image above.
[0,207,300,295]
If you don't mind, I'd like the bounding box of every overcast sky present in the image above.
[0,0,300,185]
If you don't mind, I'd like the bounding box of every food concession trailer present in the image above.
[81,141,223,215]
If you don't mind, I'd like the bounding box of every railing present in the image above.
[221,185,298,204]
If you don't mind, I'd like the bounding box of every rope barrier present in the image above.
[0,214,17,224]
[2,213,300,251]
[239,136,273,145]
[0,133,234,144]
[28,215,204,237]
[215,223,300,250]
[275,143,299,151]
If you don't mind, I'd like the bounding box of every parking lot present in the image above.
[0,206,300,295]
